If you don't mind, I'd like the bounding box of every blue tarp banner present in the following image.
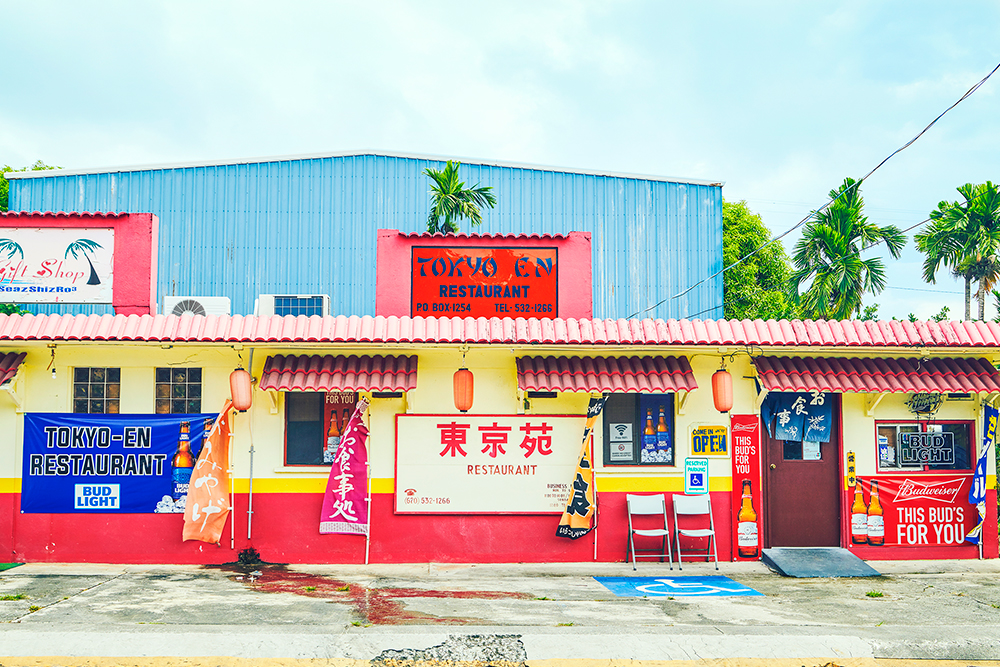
[761,391,832,442]
[21,412,217,514]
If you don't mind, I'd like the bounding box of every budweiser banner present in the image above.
[966,404,996,544]
[856,475,976,547]
[183,401,233,544]
[730,415,762,561]
[556,395,607,540]
[320,398,370,535]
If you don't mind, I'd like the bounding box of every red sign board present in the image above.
[411,246,558,318]
[730,414,762,561]
[850,475,975,548]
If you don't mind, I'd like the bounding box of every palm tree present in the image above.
[65,238,104,285]
[0,239,24,261]
[915,182,1000,321]
[424,161,497,234]
[790,178,905,320]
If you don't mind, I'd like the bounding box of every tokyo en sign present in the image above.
[411,246,558,318]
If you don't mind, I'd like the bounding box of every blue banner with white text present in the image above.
[21,413,217,514]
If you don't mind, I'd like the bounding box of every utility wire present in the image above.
[631,59,1000,320]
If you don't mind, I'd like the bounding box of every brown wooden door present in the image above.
[763,394,842,547]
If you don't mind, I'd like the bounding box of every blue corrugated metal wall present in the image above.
[9,153,723,319]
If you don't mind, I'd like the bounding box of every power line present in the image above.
[628,58,1000,320]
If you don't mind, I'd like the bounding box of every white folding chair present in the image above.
[626,493,673,570]
[672,493,718,570]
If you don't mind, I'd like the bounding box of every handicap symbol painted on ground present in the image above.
[594,576,763,597]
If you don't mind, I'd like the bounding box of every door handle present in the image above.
[770,464,776,469]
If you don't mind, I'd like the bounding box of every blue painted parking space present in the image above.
[594,576,763,597]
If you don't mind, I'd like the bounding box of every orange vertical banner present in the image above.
[556,395,607,539]
[183,401,233,544]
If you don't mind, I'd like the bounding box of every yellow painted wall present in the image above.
[1,341,995,498]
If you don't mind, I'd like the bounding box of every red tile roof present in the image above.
[517,355,698,393]
[258,354,417,392]
[0,351,25,386]
[1,313,1000,348]
[754,356,1000,393]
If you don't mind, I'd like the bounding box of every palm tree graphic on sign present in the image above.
[65,239,104,286]
[0,239,24,262]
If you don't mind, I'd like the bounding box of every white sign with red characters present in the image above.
[0,228,114,303]
[863,475,975,547]
[395,414,586,514]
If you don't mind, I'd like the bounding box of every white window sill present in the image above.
[273,466,331,474]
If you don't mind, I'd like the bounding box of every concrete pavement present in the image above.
[1,559,999,665]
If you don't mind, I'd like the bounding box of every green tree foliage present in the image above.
[424,161,497,234]
[1,160,59,212]
[915,182,1000,321]
[722,201,798,320]
[791,178,905,320]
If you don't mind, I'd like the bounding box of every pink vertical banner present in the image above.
[730,414,762,561]
[320,398,370,535]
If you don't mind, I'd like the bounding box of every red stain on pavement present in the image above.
[215,563,530,625]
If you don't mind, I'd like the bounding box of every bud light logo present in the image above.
[74,484,120,509]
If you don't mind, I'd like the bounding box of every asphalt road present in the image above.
[1,559,999,666]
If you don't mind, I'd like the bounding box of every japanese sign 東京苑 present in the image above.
[395,414,585,513]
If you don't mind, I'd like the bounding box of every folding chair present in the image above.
[672,494,718,570]
[626,493,673,570]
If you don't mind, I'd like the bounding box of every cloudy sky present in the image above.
[3,1,998,320]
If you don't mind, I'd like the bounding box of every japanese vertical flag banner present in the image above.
[320,398,370,535]
[966,403,996,544]
[556,395,608,539]
[182,401,234,544]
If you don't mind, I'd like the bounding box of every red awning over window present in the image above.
[516,355,697,393]
[0,351,25,386]
[753,356,1000,394]
[259,354,417,392]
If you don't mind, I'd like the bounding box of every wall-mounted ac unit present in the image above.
[162,296,232,317]
[255,294,331,317]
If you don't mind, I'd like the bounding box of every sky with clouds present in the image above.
[2,1,998,320]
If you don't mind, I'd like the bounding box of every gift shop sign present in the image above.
[411,246,557,318]
[859,476,976,547]
[0,228,114,303]
[395,414,584,513]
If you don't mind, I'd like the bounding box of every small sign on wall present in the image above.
[685,458,709,494]
[691,425,728,457]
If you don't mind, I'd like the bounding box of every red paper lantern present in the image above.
[454,367,474,413]
[230,368,253,412]
[712,368,733,413]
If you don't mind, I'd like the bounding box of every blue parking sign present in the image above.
[595,576,762,597]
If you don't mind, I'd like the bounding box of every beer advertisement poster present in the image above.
[729,414,762,561]
[21,412,217,513]
[850,476,977,548]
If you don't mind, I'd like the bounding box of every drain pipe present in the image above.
[246,348,256,541]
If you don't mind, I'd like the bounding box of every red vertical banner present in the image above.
[730,414,762,560]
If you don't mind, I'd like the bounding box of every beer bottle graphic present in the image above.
[171,421,195,502]
[851,477,869,545]
[866,480,884,546]
[656,406,671,463]
[737,479,759,558]
[193,416,213,460]
[642,409,656,462]
[324,410,341,464]
[343,408,351,433]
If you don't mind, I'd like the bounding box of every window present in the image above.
[876,421,972,472]
[285,391,359,466]
[602,393,675,466]
[73,367,121,413]
[274,295,326,316]
[155,367,202,414]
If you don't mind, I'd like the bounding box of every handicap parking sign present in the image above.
[684,457,709,494]
[595,576,762,597]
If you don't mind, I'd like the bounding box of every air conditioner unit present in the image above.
[162,296,232,317]
[255,294,331,317]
